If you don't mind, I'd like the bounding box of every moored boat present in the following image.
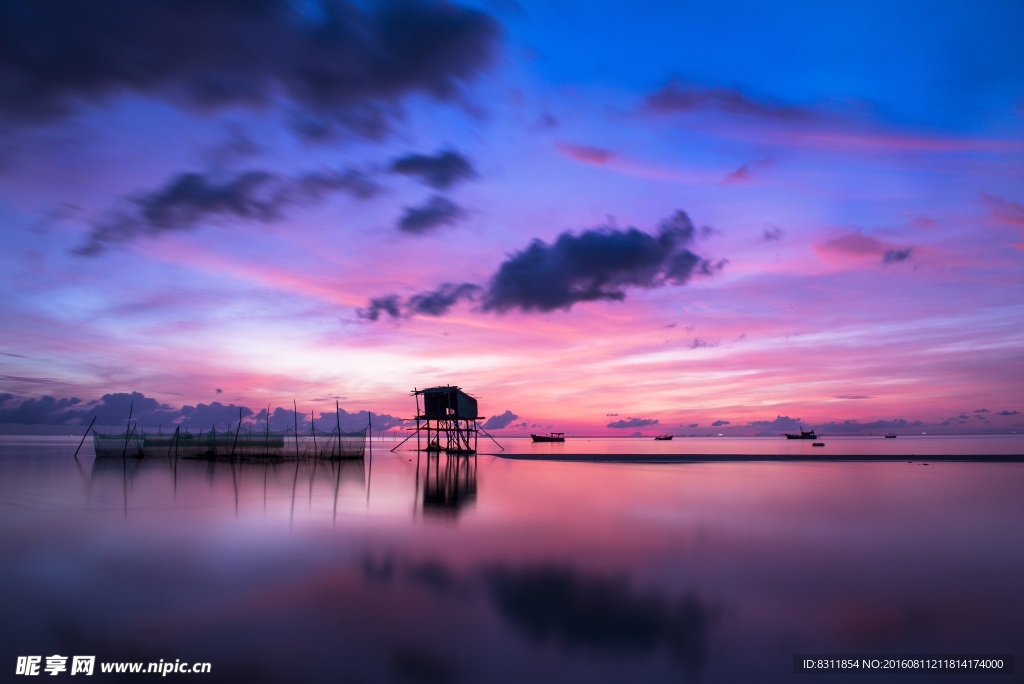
[784,428,818,440]
[654,434,674,441]
[531,432,565,443]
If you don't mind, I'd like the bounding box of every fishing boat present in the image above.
[531,432,565,443]
[784,428,818,440]
[654,434,674,441]
[883,433,898,438]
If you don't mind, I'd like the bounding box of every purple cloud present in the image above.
[0,0,499,139]
[481,410,519,430]
[397,195,468,234]
[390,150,477,189]
[644,79,814,121]
[481,211,722,313]
[79,167,381,255]
[607,417,660,429]
[361,210,724,319]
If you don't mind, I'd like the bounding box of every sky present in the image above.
[1,0,1022,436]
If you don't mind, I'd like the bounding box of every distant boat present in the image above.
[883,433,898,438]
[531,432,565,443]
[812,442,825,447]
[654,434,674,441]
[784,428,818,440]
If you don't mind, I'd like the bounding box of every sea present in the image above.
[2,434,1022,682]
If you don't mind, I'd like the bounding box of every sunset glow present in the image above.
[1,0,1022,436]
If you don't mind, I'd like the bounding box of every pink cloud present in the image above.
[644,79,815,122]
[815,231,914,265]
[982,193,1024,226]
[981,193,1024,250]
[723,156,775,185]
[555,141,615,165]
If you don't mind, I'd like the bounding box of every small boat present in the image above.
[784,428,818,440]
[812,442,825,447]
[531,432,565,443]
[654,434,674,441]
[883,433,897,438]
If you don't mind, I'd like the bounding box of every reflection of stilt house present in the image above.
[422,452,477,518]
[413,386,480,454]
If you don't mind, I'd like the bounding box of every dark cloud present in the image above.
[397,195,467,234]
[361,210,722,319]
[407,282,481,315]
[644,78,814,121]
[78,167,381,255]
[882,248,913,264]
[710,420,730,427]
[357,295,403,322]
[482,211,721,313]
[484,564,715,674]
[310,407,404,433]
[833,394,871,400]
[817,418,925,435]
[974,408,990,413]
[0,0,499,138]
[481,409,519,430]
[357,283,479,320]
[0,395,83,424]
[607,417,659,429]
[390,150,477,189]
[0,392,181,428]
[999,410,1020,416]
[180,402,254,430]
[761,226,784,242]
[0,391,403,436]
[89,392,181,428]
[689,338,718,349]
[746,415,803,433]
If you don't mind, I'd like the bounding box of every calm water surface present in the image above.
[2,436,1022,682]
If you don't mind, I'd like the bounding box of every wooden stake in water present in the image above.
[231,407,242,459]
[294,400,300,460]
[336,400,342,458]
[122,401,134,459]
[74,416,97,461]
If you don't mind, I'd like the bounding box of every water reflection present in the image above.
[88,453,365,521]
[358,552,718,679]
[484,564,716,675]
[416,452,478,520]
[3,439,1024,683]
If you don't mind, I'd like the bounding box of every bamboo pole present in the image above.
[293,400,300,461]
[74,416,97,460]
[122,401,134,459]
[335,401,342,459]
[231,408,242,459]
[311,410,318,458]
